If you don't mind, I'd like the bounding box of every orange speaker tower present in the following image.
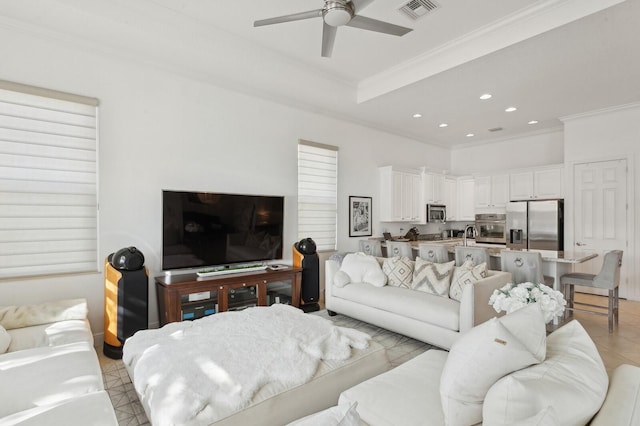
[103,249,149,359]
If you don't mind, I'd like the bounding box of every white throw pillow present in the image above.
[287,402,360,426]
[517,406,558,426]
[412,259,455,297]
[440,303,547,426]
[383,256,414,288]
[339,253,387,287]
[449,260,487,301]
[333,270,351,288]
[483,320,608,426]
[0,325,11,353]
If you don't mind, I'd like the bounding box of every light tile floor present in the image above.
[97,294,640,425]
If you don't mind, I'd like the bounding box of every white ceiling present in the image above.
[2,0,639,149]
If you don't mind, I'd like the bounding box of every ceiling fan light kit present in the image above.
[324,3,353,27]
[254,0,412,58]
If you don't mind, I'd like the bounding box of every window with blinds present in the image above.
[297,140,338,252]
[0,81,99,279]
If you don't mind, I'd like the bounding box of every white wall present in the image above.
[0,25,449,335]
[450,130,564,174]
[563,103,640,300]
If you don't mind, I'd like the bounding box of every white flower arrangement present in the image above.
[489,282,567,324]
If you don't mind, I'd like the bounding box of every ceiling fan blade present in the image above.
[321,22,338,58]
[350,0,375,13]
[346,15,412,36]
[254,9,322,27]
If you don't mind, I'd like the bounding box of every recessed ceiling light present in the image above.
[439,123,448,128]
[505,107,517,112]
[479,94,492,100]
[466,133,474,137]
[528,120,539,125]
[412,113,422,118]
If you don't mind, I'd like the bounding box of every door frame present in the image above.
[565,154,636,300]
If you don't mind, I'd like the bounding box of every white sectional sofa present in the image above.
[325,253,512,350]
[297,304,640,426]
[0,299,118,426]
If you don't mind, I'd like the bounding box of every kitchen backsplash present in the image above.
[380,221,474,238]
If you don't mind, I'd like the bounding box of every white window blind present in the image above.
[297,140,338,252]
[0,81,99,279]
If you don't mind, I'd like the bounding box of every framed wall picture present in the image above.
[349,196,372,237]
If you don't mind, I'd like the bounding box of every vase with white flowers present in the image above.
[489,282,567,324]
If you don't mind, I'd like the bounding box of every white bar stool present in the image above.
[454,246,490,266]
[386,241,413,259]
[359,240,382,257]
[500,250,554,287]
[417,244,449,263]
[560,250,623,333]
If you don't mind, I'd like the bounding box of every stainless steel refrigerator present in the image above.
[506,199,564,251]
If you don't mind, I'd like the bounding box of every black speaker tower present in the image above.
[293,238,320,313]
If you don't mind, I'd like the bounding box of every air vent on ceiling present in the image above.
[398,0,439,20]
[488,127,504,132]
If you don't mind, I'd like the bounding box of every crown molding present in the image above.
[357,0,627,103]
[450,125,564,151]
[560,101,640,122]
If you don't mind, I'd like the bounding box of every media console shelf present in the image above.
[155,266,302,326]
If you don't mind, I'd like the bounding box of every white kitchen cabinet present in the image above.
[379,166,422,222]
[475,174,509,209]
[443,177,457,221]
[509,166,564,200]
[535,167,563,198]
[457,177,476,221]
[423,171,445,204]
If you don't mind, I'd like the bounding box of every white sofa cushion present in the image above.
[0,391,118,426]
[333,270,351,288]
[383,256,414,288]
[440,303,546,426]
[449,261,487,302]
[340,253,387,287]
[0,325,10,353]
[590,364,640,426]
[287,402,360,426]
[339,349,448,426]
[0,299,87,330]
[6,319,94,352]
[332,283,460,331]
[412,259,455,297]
[483,319,608,426]
[0,341,104,418]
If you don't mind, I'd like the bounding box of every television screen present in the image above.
[162,190,284,271]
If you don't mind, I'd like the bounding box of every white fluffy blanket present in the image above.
[123,304,370,425]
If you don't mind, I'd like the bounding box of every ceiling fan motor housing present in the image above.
[323,0,354,27]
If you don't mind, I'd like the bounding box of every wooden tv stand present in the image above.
[155,266,302,326]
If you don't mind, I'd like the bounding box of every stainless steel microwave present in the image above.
[426,204,446,223]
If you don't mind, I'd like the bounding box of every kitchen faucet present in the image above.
[463,224,476,247]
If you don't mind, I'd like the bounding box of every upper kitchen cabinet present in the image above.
[442,176,474,222]
[443,177,457,221]
[510,165,564,200]
[379,166,422,222]
[457,177,476,221]
[423,171,445,204]
[475,174,509,210]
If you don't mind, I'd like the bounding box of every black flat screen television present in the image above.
[162,190,284,271]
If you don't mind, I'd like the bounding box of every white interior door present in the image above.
[573,159,629,296]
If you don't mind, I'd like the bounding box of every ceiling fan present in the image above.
[253,0,413,58]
